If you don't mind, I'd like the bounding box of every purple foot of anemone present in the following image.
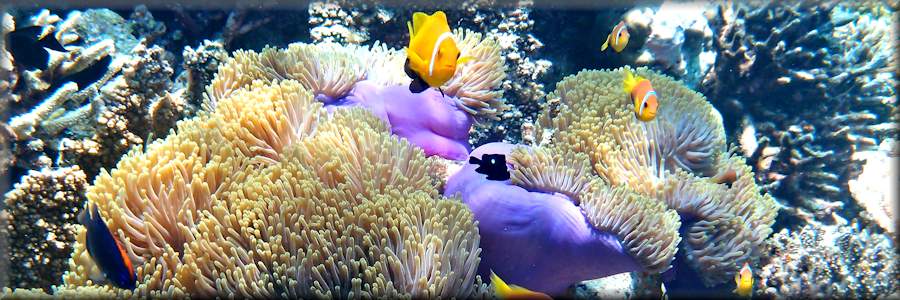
[444,142,643,296]
[328,80,473,161]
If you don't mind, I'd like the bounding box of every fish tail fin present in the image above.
[409,77,429,93]
[601,36,609,51]
[38,33,67,52]
[457,55,475,65]
[77,204,89,225]
[490,271,512,297]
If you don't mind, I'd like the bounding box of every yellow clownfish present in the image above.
[733,262,754,297]
[623,69,659,122]
[405,11,473,95]
[601,20,630,52]
[491,271,553,300]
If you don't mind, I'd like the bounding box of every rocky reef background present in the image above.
[0,0,896,298]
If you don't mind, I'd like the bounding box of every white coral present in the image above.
[849,139,898,233]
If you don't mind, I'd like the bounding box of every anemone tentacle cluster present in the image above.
[206,29,506,120]
[26,78,488,298]
[519,67,778,286]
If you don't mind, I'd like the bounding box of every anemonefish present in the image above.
[733,262,754,297]
[601,21,630,53]
[491,271,553,300]
[623,69,659,122]
[712,168,738,187]
[405,11,473,95]
[78,203,136,289]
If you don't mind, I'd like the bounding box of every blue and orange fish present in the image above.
[623,69,659,122]
[404,11,473,95]
[78,203,136,289]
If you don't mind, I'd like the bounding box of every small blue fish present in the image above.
[470,154,510,181]
[78,203,136,289]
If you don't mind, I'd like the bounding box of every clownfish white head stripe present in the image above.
[639,90,656,116]
[428,31,455,77]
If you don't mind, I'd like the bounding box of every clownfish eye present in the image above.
[643,102,648,108]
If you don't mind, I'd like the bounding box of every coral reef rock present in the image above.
[849,138,898,234]
[759,220,899,298]
[461,2,550,146]
[1,166,87,290]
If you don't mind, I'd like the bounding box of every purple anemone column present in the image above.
[336,81,473,161]
[444,142,643,295]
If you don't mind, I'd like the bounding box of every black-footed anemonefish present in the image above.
[601,20,630,53]
[623,69,659,122]
[404,11,473,95]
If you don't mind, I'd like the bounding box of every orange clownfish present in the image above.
[601,21,630,53]
[405,11,473,95]
[79,203,136,289]
[491,271,553,300]
[733,262,754,297]
[623,69,658,122]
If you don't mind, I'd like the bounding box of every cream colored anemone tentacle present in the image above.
[508,146,593,204]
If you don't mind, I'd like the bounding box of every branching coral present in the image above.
[40,79,485,298]
[703,1,897,225]
[2,8,190,183]
[521,67,776,286]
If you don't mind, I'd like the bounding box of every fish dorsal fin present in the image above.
[623,69,638,92]
[410,12,430,37]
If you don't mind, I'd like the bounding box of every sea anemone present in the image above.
[53,79,484,298]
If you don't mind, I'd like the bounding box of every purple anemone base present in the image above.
[443,142,643,295]
[327,80,473,161]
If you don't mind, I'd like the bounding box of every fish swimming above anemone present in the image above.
[405,11,473,95]
[491,271,553,300]
[601,20,629,53]
[623,69,658,122]
[78,204,136,290]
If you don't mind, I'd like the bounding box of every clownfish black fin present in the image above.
[409,77,429,93]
